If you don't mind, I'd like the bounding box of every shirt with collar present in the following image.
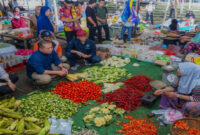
[66,38,97,56]
[86,6,97,27]
[26,50,61,78]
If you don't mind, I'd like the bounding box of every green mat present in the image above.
[19,58,170,135]
[72,59,170,135]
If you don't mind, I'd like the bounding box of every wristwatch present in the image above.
[7,80,11,83]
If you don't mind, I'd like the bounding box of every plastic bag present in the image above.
[49,116,72,135]
[164,109,185,123]
[152,109,185,125]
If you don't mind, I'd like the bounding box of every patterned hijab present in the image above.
[178,62,200,94]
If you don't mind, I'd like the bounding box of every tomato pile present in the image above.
[174,121,200,135]
[116,115,158,135]
[101,87,143,111]
[52,80,101,103]
[124,75,151,92]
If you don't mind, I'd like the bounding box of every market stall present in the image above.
[0,42,33,72]
[0,33,32,49]
[1,0,200,134]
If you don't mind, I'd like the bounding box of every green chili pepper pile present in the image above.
[18,92,81,120]
[84,66,128,84]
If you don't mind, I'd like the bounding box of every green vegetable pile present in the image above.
[84,66,128,84]
[18,92,81,119]
[0,97,50,135]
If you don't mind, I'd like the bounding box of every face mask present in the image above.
[14,16,20,19]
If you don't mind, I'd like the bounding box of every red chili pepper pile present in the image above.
[124,75,151,92]
[52,80,101,103]
[174,121,200,135]
[100,75,152,111]
[116,115,158,135]
[100,87,143,111]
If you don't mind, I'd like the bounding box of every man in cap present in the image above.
[86,0,98,41]
[59,0,82,43]
[66,29,101,70]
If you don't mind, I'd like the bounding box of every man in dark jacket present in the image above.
[66,29,101,70]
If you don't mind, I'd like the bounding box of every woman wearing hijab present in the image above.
[166,19,180,38]
[154,62,200,117]
[169,19,179,31]
[30,6,41,37]
[181,25,200,54]
[37,6,55,36]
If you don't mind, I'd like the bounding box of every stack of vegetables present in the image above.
[52,80,101,103]
[84,66,129,84]
[101,87,143,111]
[18,92,80,120]
[174,121,200,135]
[66,72,89,81]
[83,103,125,127]
[102,82,124,93]
[100,56,131,67]
[0,97,50,135]
[116,116,158,135]
[101,75,152,111]
[124,75,152,92]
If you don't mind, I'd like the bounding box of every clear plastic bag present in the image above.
[49,116,72,135]
[152,109,185,125]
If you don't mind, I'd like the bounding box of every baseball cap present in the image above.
[77,29,87,37]
[41,30,52,38]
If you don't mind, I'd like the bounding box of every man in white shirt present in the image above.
[145,1,155,25]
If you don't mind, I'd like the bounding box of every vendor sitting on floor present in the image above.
[0,65,18,96]
[167,19,180,37]
[11,12,27,29]
[154,62,200,117]
[26,40,70,85]
[181,25,200,54]
[180,25,200,44]
[66,29,101,70]
[34,30,67,62]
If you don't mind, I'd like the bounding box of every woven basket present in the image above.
[170,118,200,135]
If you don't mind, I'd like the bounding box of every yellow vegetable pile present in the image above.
[66,72,89,81]
[0,97,50,135]
[83,103,125,127]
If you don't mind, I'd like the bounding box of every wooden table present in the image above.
[0,33,32,48]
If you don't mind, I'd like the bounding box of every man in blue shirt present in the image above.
[66,29,101,70]
[27,40,70,85]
